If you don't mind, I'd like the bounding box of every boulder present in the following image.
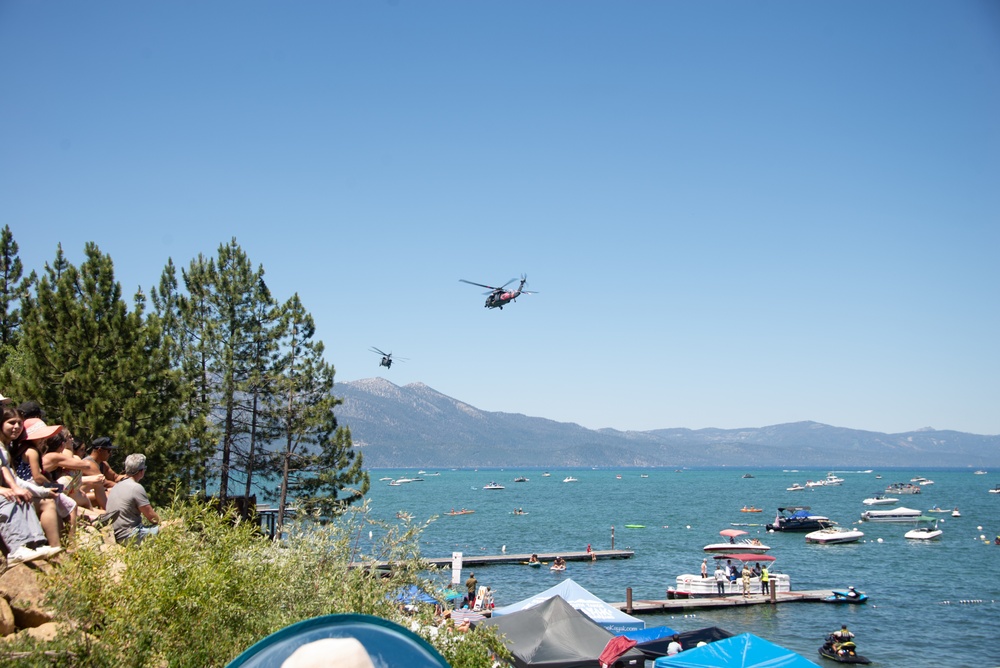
[0,597,14,636]
[0,561,55,628]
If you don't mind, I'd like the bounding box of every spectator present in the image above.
[105,453,160,545]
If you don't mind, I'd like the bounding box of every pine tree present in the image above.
[271,294,369,533]
[0,225,27,364]
[13,243,183,501]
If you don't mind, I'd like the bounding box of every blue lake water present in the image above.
[355,468,1000,666]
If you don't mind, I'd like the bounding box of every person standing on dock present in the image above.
[760,564,770,594]
[701,558,708,578]
[741,563,752,597]
[465,572,478,607]
[714,563,728,595]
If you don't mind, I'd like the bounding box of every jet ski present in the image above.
[819,637,871,664]
[822,588,868,604]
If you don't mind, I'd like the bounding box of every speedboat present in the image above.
[703,530,771,553]
[562,476,578,483]
[542,472,551,477]
[767,507,834,532]
[513,476,528,482]
[951,508,961,517]
[905,526,943,540]
[910,476,934,485]
[974,470,987,474]
[989,485,1000,494]
[860,507,923,522]
[742,473,754,478]
[885,482,921,494]
[786,483,805,491]
[805,527,865,544]
[805,480,827,488]
[862,495,898,506]
[824,473,845,485]
[483,482,505,490]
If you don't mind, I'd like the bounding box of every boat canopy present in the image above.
[653,632,817,668]
[712,553,776,562]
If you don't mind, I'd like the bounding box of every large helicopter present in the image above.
[369,347,406,369]
[459,275,536,309]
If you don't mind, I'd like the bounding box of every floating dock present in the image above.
[364,549,633,570]
[610,589,839,613]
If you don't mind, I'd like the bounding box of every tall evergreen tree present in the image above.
[271,294,369,532]
[0,225,27,364]
[13,243,183,501]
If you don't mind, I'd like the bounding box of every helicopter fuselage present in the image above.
[485,290,520,308]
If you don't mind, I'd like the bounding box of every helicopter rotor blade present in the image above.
[459,279,498,290]
[369,347,389,357]
[500,278,518,289]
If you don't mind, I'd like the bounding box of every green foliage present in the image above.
[4,499,508,668]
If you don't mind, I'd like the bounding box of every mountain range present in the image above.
[334,378,1000,469]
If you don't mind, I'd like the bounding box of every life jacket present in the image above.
[761,568,769,581]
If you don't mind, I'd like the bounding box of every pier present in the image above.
[363,549,634,570]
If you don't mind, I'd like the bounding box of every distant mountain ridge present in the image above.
[335,378,1000,468]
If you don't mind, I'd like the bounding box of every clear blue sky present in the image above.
[2,1,998,435]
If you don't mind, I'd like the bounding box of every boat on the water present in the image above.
[513,476,528,483]
[766,507,835,532]
[786,483,805,491]
[805,527,865,544]
[911,476,934,485]
[824,473,845,485]
[927,506,949,513]
[703,529,771,553]
[885,482,921,494]
[740,506,763,513]
[742,474,754,479]
[562,476,578,483]
[989,485,1000,494]
[951,507,961,517]
[446,509,475,516]
[905,526,943,540]
[974,470,987,474]
[862,494,898,505]
[805,480,826,488]
[860,507,923,522]
[675,553,787,597]
[483,482,505,490]
[541,472,551,477]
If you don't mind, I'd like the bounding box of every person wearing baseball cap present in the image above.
[85,437,124,491]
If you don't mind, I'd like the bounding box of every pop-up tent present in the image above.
[481,595,646,668]
[652,632,819,668]
[627,625,731,659]
[491,578,644,633]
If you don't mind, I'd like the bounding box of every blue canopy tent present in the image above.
[621,625,679,644]
[391,585,440,605]
[491,578,644,634]
[653,633,820,668]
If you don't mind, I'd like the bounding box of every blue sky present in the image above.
[2,1,998,435]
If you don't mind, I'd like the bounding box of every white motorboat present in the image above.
[805,480,826,487]
[703,530,770,553]
[786,483,805,491]
[910,476,934,485]
[885,482,922,494]
[483,482,505,490]
[824,473,845,485]
[562,476,579,483]
[860,507,923,522]
[974,470,987,475]
[805,527,865,544]
[951,508,961,517]
[394,477,418,484]
[905,526,943,540]
[862,495,898,506]
[989,485,1000,494]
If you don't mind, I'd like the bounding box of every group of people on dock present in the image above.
[0,394,162,568]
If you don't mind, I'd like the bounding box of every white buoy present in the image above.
[686,525,691,529]
[877,538,883,543]
[502,545,506,553]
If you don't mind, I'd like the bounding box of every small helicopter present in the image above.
[459,275,536,310]
[369,347,406,369]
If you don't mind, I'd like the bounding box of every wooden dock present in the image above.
[610,589,838,613]
[361,549,634,570]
